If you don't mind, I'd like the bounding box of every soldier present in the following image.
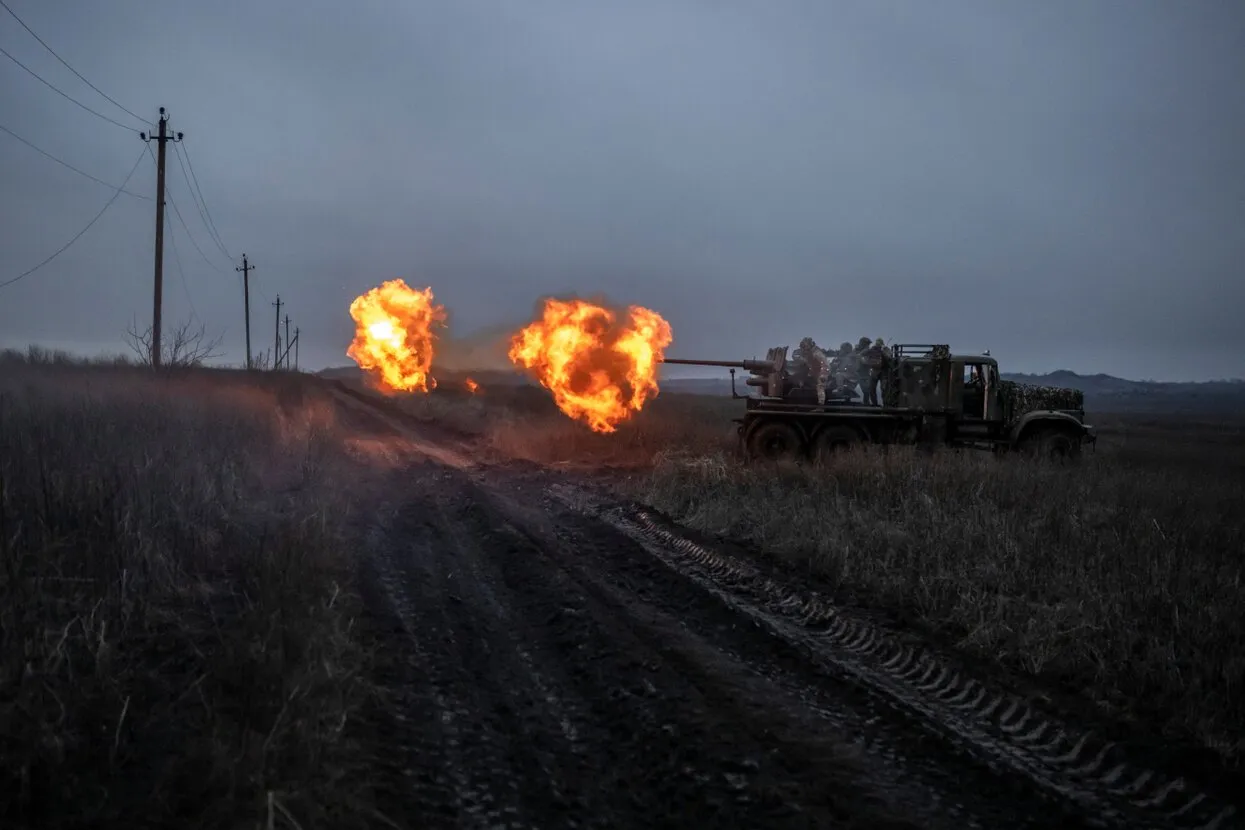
[831,341,859,400]
[879,338,895,406]
[862,337,887,405]
[793,336,829,404]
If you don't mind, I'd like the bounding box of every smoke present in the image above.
[432,321,517,372]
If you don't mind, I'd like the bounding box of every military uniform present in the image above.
[862,337,887,406]
[829,341,856,400]
[851,337,872,401]
[790,336,830,404]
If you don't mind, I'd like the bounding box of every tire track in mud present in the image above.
[358,462,927,829]
[462,473,1107,829]
[537,481,1241,830]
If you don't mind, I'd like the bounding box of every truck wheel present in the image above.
[1020,427,1082,462]
[746,421,803,462]
[813,425,863,465]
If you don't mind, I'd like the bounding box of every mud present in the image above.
[333,389,1242,830]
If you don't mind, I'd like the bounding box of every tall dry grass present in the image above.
[0,358,375,829]
[623,407,1245,765]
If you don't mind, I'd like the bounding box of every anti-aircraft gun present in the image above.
[661,344,1096,464]
[662,345,858,404]
[661,346,788,399]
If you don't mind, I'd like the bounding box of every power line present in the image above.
[168,192,225,273]
[171,142,217,251]
[172,142,229,260]
[0,120,149,199]
[169,188,225,273]
[0,43,138,132]
[144,143,225,273]
[0,0,147,126]
[164,207,199,322]
[179,140,231,259]
[0,147,146,290]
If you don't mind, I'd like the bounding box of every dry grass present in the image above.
[0,356,376,829]
[402,383,1245,765]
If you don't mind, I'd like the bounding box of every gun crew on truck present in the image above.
[661,343,1096,463]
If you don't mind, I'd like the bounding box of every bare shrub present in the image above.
[124,318,225,368]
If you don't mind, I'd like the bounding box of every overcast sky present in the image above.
[1,0,1242,381]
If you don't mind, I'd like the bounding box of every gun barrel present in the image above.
[660,358,748,369]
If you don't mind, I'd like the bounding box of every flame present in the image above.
[347,279,447,393]
[508,298,673,433]
[465,377,479,394]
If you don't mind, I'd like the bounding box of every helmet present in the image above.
[839,342,852,353]
[857,336,871,349]
[874,337,885,346]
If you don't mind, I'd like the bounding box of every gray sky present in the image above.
[2,0,1243,381]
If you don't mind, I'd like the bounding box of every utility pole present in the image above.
[235,255,255,370]
[283,314,291,368]
[140,108,182,368]
[272,294,283,370]
[294,327,300,371]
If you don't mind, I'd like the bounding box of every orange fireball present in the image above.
[465,377,480,394]
[347,279,447,393]
[508,298,673,433]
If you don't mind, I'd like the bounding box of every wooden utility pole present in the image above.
[140,107,182,368]
[283,314,291,368]
[235,254,255,369]
[272,294,283,370]
[294,327,299,371]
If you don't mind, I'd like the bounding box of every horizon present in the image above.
[5,337,1243,386]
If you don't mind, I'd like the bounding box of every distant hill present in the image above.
[320,365,1245,416]
[1000,372,1245,416]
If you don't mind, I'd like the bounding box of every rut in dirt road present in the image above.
[350,451,1130,830]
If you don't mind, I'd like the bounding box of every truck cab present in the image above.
[889,344,1096,457]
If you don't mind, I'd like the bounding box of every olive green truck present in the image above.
[662,344,1097,463]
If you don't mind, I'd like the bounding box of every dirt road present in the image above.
[332,388,1240,830]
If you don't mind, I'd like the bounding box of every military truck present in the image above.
[661,344,1096,463]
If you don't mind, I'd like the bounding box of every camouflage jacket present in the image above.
[790,345,829,382]
[830,351,859,377]
[862,345,886,371]
[998,380,1084,423]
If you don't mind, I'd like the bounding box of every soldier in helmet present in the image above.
[789,337,815,382]
[860,337,886,405]
[792,336,830,404]
[830,341,858,400]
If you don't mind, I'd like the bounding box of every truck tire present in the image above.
[746,420,803,462]
[1018,426,1082,462]
[812,425,864,465]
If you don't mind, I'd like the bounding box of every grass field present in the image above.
[6,352,1240,825]
[390,378,1245,766]
[0,353,376,829]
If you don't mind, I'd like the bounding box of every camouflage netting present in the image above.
[999,380,1084,419]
